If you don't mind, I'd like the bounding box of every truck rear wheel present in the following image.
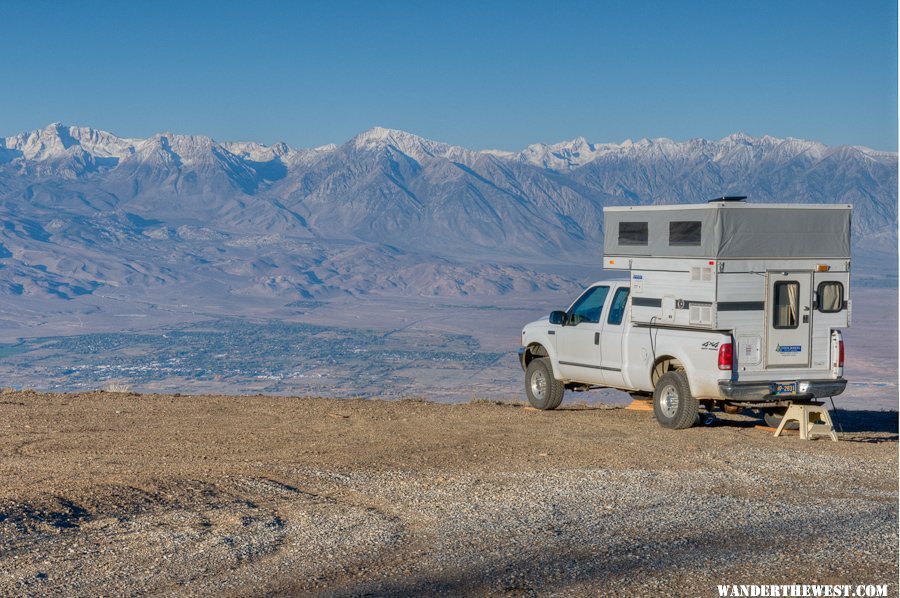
[525,358,564,410]
[653,371,699,429]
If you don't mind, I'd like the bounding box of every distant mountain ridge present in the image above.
[0,123,896,306]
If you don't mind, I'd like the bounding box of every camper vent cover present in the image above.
[689,303,712,325]
[691,267,713,282]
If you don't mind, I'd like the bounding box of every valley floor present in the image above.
[0,391,896,596]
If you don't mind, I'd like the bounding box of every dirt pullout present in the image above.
[0,390,896,596]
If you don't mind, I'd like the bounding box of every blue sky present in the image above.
[1,0,897,150]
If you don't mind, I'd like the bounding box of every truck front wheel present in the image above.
[525,358,564,410]
[653,371,699,429]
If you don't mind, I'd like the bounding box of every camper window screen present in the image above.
[669,221,701,246]
[773,281,800,329]
[619,222,648,246]
[817,281,844,313]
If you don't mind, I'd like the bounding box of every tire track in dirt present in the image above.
[0,474,406,596]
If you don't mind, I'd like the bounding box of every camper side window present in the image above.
[773,281,800,329]
[817,282,844,313]
[669,221,701,246]
[618,222,648,246]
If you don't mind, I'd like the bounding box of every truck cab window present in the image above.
[773,281,800,329]
[568,286,610,325]
[607,287,630,325]
[817,281,843,313]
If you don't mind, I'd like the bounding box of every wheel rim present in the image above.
[531,369,548,401]
[659,384,679,418]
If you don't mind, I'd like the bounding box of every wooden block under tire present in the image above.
[755,424,797,434]
[625,399,654,411]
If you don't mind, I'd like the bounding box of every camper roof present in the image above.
[603,202,852,212]
[602,202,852,259]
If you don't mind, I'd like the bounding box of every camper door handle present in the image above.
[594,332,600,345]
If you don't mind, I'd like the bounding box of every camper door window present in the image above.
[669,221,702,246]
[618,222,648,246]
[773,281,800,329]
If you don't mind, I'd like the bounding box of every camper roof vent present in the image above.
[708,196,747,203]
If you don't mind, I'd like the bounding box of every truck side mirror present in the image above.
[549,310,566,325]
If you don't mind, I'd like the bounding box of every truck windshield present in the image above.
[568,286,609,324]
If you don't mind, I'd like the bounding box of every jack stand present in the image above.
[774,403,838,441]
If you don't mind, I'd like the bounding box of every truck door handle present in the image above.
[594,332,600,345]
[802,315,809,323]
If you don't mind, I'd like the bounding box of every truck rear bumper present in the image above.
[718,378,847,402]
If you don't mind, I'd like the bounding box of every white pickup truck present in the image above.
[518,279,847,429]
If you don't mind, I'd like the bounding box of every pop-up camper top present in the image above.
[602,200,851,371]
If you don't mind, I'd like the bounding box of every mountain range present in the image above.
[0,123,896,313]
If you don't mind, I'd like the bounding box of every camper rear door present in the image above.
[766,272,812,367]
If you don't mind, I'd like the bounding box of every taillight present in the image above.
[838,340,844,367]
[718,342,733,370]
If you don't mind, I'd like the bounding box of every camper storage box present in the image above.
[602,202,852,332]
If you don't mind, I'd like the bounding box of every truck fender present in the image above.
[650,349,719,399]
[523,342,564,381]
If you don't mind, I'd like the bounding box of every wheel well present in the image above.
[651,356,684,386]
[523,343,548,367]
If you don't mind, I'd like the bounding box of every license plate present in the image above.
[772,382,798,395]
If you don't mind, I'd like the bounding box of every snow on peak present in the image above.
[352,126,433,152]
[510,136,606,170]
[349,126,469,162]
[2,123,891,177]
[2,123,138,161]
[354,126,400,143]
[490,132,859,171]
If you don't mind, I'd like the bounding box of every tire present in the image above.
[653,371,699,429]
[763,408,800,430]
[525,358,564,410]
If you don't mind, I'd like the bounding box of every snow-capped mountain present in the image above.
[0,123,896,311]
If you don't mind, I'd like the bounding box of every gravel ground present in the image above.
[0,390,896,596]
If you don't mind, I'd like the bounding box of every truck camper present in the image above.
[519,198,851,429]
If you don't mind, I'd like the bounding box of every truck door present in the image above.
[556,285,609,383]
[765,272,812,368]
[599,286,630,387]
